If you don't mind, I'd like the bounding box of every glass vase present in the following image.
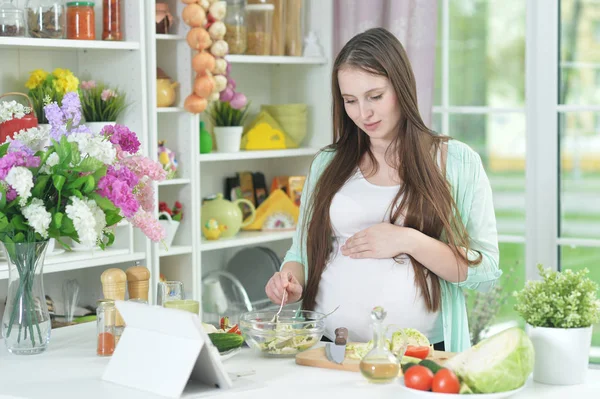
[1,241,51,355]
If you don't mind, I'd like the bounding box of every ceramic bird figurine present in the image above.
[202,218,227,240]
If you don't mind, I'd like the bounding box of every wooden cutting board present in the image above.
[295,346,455,373]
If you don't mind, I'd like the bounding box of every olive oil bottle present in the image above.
[359,306,400,383]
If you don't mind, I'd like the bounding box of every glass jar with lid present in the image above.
[0,1,27,37]
[223,0,247,54]
[102,0,122,41]
[66,1,95,40]
[246,3,274,55]
[96,299,116,356]
[248,0,284,55]
[25,0,65,39]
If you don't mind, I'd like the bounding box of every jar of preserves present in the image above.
[26,0,65,39]
[0,1,27,37]
[96,299,116,356]
[223,0,246,54]
[66,1,95,40]
[102,0,121,41]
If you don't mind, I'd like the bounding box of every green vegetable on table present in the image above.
[208,332,244,353]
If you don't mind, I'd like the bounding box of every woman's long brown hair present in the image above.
[301,28,482,312]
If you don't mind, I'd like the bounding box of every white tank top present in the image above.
[314,167,444,344]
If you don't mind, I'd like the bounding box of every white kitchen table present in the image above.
[0,322,598,399]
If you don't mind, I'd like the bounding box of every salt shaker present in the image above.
[126,264,150,302]
[100,268,127,327]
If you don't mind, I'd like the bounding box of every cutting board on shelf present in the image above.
[295,346,455,373]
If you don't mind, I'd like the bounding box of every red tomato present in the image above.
[432,369,461,394]
[404,365,434,391]
[227,325,241,335]
[405,345,430,359]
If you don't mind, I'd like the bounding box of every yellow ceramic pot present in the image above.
[156,78,179,107]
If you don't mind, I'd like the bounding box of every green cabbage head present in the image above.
[444,327,534,393]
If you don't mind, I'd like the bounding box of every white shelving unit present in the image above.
[146,0,200,302]
[0,1,151,313]
[0,0,334,319]
[195,0,334,320]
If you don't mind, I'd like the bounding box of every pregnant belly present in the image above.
[314,252,439,343]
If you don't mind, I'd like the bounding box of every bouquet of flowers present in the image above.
[159,201,183,222]
[25,68,79,124]
[79,80,129,122]
[0,92,166,352]
[0,100,31,123]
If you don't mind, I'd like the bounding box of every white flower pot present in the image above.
[158,212,180,249]
[86,121,115,135]
[214,126,243,153]
[526,324,592,385]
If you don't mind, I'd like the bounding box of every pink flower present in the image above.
[0,152,40,180]
[81,80,96,90]
[134,177,155,212]
[101,89,115,101]
[121,155,167,182]
[131,209,166,242]
[229,93,247,110]
[220,87,234,102]
[103,124,141,154]
[97,174,140,218]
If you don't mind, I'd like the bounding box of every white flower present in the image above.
[46,152,59,167]
[22,198,51,238]
[67,133,116,165]
[0,100,32,123]
[65,196,106,247]
[10,125,50,152]
[5,167,33,206]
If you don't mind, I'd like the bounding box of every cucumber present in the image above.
[208,332,244,353]
[419,359,444,374]
[401,362,419,374]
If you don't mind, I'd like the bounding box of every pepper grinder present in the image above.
[126,264,150,302]
[100,268,127,327]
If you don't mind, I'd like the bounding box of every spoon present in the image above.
[320,305,340,319]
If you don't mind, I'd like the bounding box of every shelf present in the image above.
[0,249,146,279]
[225,55,327,65]
[159,245,193,257]
[0,37,140,50]
[201,230,294,251]
[157,107,185,113]
[159,178,191,186]
[156,34,185,41]
[198,147,320,162]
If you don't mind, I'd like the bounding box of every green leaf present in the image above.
[53,212,63,229]
[52,175,67,192]
[32,174,51,198]
[0,142,10,157]
[12,232,25,243]
[71,189,83,199]
[82,175,95,194]
[61,215,75,234]
[70,142,81,165]
[88,193,117,212]
[93,166,108,181]
[105,212,123,226]
[65,175,88,191]
[78,157,104,173]
[11,215,28,231]
[0,213,9,232]
[0,185,6,210]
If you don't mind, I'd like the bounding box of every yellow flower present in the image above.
[52,75,79,95]
[25,69,48,90]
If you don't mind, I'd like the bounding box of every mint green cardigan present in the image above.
[281,139,502,352]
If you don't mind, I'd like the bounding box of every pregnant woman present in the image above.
[265,27,501,352]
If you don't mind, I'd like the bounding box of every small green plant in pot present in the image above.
[205,77,251,153]
[513,264,600,385]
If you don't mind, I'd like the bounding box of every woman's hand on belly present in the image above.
[340,223,409,259]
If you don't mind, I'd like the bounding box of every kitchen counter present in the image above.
[0,322,598,399]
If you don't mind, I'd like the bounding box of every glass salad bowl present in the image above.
[239,309,326,357]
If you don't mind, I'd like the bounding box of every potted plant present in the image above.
[513,264,600,385]
[0,93,38,143]
[79,80,129,134]
[158,201,183,249]
[25,68,79,125]
[0,92,167,355]
[205,76,250,153]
